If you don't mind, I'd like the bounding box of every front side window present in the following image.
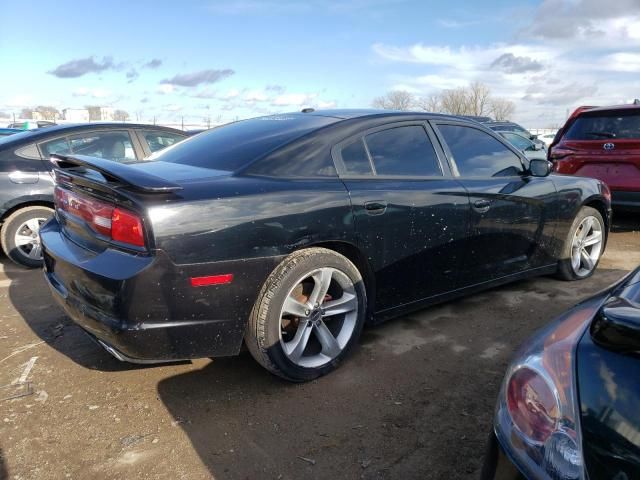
[140,130,186,153]
[439,124,523,177]
[68,131,136,162]
[502,132,534,151]
[364,125,442,176]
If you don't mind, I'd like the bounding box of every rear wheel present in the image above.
[245,247,367,382]
[556,206,604,281]
[1,206,54,268]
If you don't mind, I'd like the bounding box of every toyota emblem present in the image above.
[603,143,615,150]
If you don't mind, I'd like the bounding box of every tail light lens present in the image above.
[494,304,595,480]
[549,147,575,162]
[54,186,145,248]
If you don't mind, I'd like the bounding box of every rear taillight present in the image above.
[494,306,593,480]
[54,186,145,248]
[548,147,574,161]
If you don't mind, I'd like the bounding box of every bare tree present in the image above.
[85,105,102,121]
[20,108,33,119]
[372,90,415,111]
[113,109,130,121]
[466,81,492,116]
[489,98,515,121]
[35,106,60,121]
[414,94,442,113]
[439,87,470,115]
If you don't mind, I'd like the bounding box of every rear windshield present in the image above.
[149,114,337,171]
[565,111,640,140]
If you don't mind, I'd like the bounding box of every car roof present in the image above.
[302,108,484,123]
[576,104,640,115]
[0,122,186,148]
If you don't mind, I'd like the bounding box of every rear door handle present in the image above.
[472,199,491,213]
[364,201,387,215]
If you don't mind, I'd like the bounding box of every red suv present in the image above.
[550,104,640,210]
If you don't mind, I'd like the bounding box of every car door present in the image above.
[433,121,557,285]
[333,121,470,313]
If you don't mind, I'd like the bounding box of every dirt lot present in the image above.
[1,214,638,480]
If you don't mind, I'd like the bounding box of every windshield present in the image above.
[149,114,338,171]
[565,111,640,140]
[502,133,532,150]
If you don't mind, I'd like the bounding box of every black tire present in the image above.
[556,206,605,281]
[0,206,54,268]
[245,247,367,382]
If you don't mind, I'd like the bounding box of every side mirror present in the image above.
[591,297,640,355]
[529,159,552,177]
[534,143,544,151]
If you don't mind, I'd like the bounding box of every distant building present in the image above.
[63,108,90,122]
[99,107,115,121]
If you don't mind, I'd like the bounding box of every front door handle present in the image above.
[472,199,491,214]
[364,201,387,215]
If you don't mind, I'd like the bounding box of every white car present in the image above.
[538,132,557,146]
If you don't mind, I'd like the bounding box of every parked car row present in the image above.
[0,123,187,267]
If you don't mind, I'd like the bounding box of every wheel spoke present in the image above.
[285,321,313,363]
[580,248,595,271]
[14,234,33,247]
[308,269,332,306]
[314,320,341,358]
[578,217,593,241]
[283,296,309,317]
[583,230,602,247]
[28,244,42,260]
[25,219,41,233]
[322,293,357,318]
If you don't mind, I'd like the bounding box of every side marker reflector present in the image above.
[190,274,234,287]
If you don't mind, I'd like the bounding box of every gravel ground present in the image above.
[0,213,638,480]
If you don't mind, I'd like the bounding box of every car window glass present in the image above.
[40,137,71,157]
[341,138,372,175]
[439,125,523,177]
[68,131,136,162]
[140,130,186,153]
[503,133,532,150]
[565,112,640,140]
[364,125,442,176]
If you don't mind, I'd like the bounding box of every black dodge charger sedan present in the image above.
[482,266,640,480]
[0,123,187,267]
[40,110,611,381]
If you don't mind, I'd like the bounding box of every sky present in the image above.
[1,0,639,127]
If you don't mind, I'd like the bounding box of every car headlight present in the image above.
[494,300,597,480]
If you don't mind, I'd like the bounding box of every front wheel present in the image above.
[1,206,54,268]
[556,206,605,281]
[245,247,367,382]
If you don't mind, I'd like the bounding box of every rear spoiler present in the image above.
[50,154,182,193]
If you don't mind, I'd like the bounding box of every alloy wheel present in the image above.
[570,215,603,277]
[13,217,47,261]
[278,267,358,368]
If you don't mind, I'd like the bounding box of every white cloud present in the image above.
[157,84,175,95]
[72,87,112,98]
[243,90,269,102]
[271,92,318,106]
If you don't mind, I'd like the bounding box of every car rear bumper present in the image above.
[611,190,640,210]
[40,216,282,362]
[480,432,526,480]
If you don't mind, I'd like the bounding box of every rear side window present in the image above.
[564,111,640,140]
[364,125,442,176]
[140,130,186,153]
[438,124,523,177]
[341,139,372,175]
[40,137,71,157]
